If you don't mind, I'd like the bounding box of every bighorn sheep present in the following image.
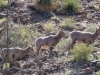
[70,27,100,48]
[1,46,33,62]
[35,30,67,58]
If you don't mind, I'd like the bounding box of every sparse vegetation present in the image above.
[0,18,7,23]
[62,0,81,14]
[84,26,96,33]
[3,63,10,70]
[36,0,57,12]
[56,38,71,50]
[0,0,100,75]
[51,16,59,23]
[0,0,7,8]
[9,25,35,47]
[72,44,93,63]
[94,6,100,11]
[63,18,73,28]
[44,22,55,33]
[96,71,100,75]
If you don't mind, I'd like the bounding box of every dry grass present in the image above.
[44,22,55,33]
[0,0,7,8]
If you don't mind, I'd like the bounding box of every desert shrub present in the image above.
[62,0,81,14]
[72,44,93,64]
[2,63,10,70]
[36,0,57,12]
[44,22,55,33]
[9,25,35,47]
[96,71,100,75]
[55,38,71,50]
[0,0,7,8]
[0,17,7,22]
[51,16,59,23]
[63,18,73,28]
[84,26,96,33]
[94,5,100,11]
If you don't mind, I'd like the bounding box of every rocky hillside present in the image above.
[0,0,100,75]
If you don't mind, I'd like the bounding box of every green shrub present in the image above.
[96,71,100,75]
[0,18,7,24]
[72,44,93,64]
[44,23,55,33]
[55,38,71,50]
[36,0,57,12]
[94,5,100,11]
[51,16,59,23]
[10,25,35,47]
[3,63,10,70]
[84,26,96,33]
[62,0,81,13]
[63,18,73,28]
[0,0,7,8]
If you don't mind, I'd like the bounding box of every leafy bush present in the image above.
[63,18,73,28]
[84,26,96,33]
[0,0,7,8]
[72,44,93,64]
[62,0,81,13]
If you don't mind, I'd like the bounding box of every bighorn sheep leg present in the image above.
[49,47,54,57]
[36,46,41,59]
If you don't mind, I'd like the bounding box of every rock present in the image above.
[0,13,6,19]
[83,64,88,68]
[36,69,45,75]
[10,67,21,74]
[77,71,86,75]
[88,62,92,67]
[81,67,93,74]
[44,68,52,74]
[2,70,13,75]
[96,61,100,68]
[90,66,97,72]
[36,61,43,69]
[21,62,35,69]
[91,60,98,66]
[13,61,20,67]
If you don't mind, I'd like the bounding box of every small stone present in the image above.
[77,71,86,75]
[96,62,100,68]
[81,67,93,74]
[83,64,88,68]
[2,70,13,75]
[13,61,20,67]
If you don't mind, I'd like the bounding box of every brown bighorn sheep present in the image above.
[1,46,33,62]
[70,27,100,48]
[35,30,67,58]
